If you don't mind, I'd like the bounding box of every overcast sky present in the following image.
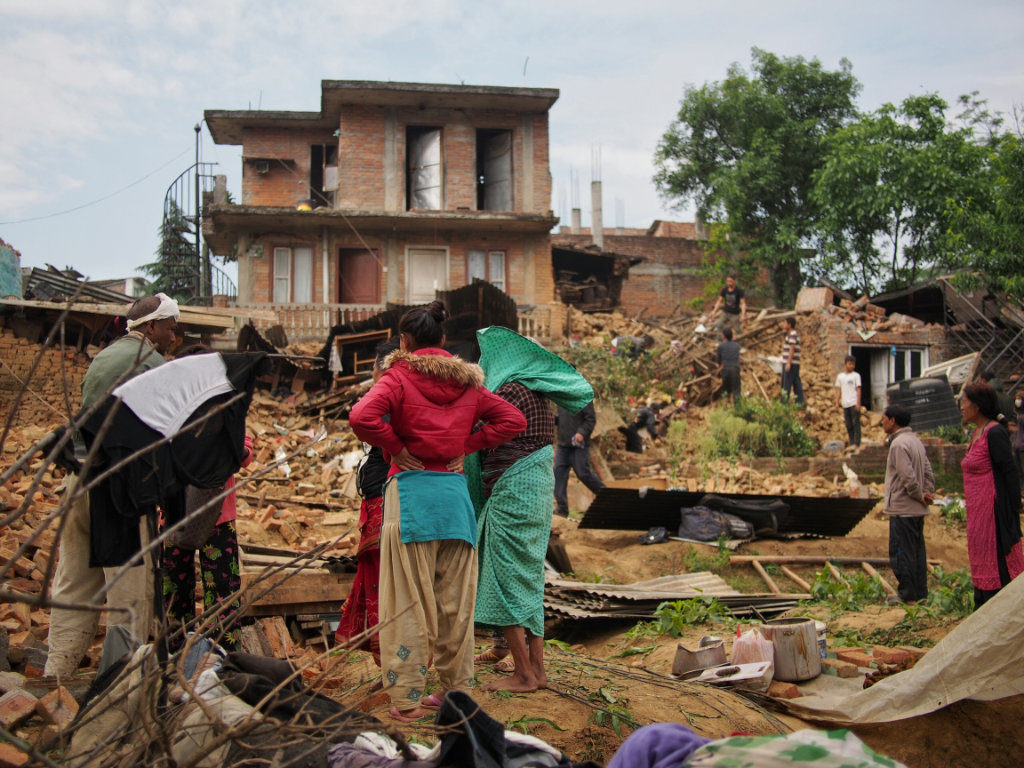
[2,0,1021,284]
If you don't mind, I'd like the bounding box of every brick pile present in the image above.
[0,328,86,429]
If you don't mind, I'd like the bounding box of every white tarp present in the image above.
[785,574,1024,724]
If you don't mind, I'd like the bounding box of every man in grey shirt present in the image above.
[716,327,741,404]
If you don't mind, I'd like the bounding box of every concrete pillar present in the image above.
[571,208,582,234]
[521,116,535,212]
[384,107,400,211]
[591,180,604,249]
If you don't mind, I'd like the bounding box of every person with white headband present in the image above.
[45,294,179,677]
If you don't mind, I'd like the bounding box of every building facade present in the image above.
[203,80,560,335]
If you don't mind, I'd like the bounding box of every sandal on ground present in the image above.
[473,648,508,664]
[420,692,445,710]
[495,655,516,673]
[388,706,427,722]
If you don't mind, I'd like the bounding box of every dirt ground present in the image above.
[313,506,1020,768]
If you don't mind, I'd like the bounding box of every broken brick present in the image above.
[0,742,28,768]
[0,688,38,729]
[767,680,800,699]
[821,657,861,678]
[35,687,78,728]
[835,649,875,668]
[872,646,912,665]
[0,672,26,694]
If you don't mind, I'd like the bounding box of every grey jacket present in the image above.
[884,427,935,517]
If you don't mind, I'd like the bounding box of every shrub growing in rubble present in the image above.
[700,400,816,459]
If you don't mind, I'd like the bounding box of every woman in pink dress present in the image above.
[960,382,1024,609]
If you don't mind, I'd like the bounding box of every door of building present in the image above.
[338,248,380,304]
[406,247,448,304]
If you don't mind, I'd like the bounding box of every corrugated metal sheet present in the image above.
[578,488,877,538]
[543,573,800,620]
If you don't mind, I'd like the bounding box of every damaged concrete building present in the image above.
[202,80,564,340]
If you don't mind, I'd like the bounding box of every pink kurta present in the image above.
[962,422,1024,589]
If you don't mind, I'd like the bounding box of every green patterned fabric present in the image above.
[686,728,904,768]
[476,326,593,413]
[471,445,554,636]
[468,328,593,636]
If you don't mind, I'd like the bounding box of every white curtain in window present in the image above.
[273,247,290,303]
[293,247,313,303]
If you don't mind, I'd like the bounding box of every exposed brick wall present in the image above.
[337,106,387,209]
[242,127,337,207]
[0,329,86,428]
[552,232,714,318]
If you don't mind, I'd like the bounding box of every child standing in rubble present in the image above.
[348,301,526,721]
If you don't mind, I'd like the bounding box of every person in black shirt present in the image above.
[711,274,747,332]
[554,402,605,517]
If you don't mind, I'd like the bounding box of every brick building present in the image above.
[551,220,730,319]
[203,80,561,338]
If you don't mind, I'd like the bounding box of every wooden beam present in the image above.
[861,562,897,597]
[751,560,781,595]
[240,571,353,617]
[826,563,846,583]
[729,555,941,567]
[779,565,812,593]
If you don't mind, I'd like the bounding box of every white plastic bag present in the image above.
[731,627,774,665]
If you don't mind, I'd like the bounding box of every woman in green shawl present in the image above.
[466,328,593,691]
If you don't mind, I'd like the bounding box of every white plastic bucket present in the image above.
[815,621,827,661]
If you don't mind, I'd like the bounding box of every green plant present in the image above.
[926,423,969,444]
[681,540,731,573]
[699,399,816,460]
[809,566,888,612]
[938,498,967,528]
[609,644,658,659]
[588,689,637,738]
[544,638,574,653]
[506,715,564,734]
[654,597,730,636]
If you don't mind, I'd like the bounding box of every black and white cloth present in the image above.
[76,352,269,567]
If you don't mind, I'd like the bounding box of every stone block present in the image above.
[766,680,800,699]
[821,657,861,678]
[0,742,29,767]
[835,648,875,668]
[872,646,912,665]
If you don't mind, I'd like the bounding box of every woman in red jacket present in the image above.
[349,301,526,721]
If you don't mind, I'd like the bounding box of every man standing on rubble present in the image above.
[881,404,935,604]
[711,274,747,333]
[780,317,804,406]
[45,294,179,677]
[716,327,741,404]
[554,401,605,517]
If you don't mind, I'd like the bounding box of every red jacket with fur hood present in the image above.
[349,348,526,476]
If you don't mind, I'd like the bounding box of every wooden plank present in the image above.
[240,571,353,617]
[751,560,781,595]
[861,562,897,597]
[779,565,812,593]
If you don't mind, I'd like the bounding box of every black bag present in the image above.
[678,506,754,541]
[698,493,788,536]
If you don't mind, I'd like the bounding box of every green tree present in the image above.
[141,200,198,303]
[654,48,860,304]
[946,109,1024,301]
[811,94,991,294]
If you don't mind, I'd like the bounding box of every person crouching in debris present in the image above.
[716,327,741,404]
[335,336,400,667]
[45,293,178,678]
[881,405,935,604]
[466,328,593,693]
[160,344,254,653]
[611,334,655,360]
[348,301,526,722]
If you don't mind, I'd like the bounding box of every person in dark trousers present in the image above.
[780,316,804,406]
[711,273,747,333]
[554,402,605,517]
[881,405,935,603]
[835,355,863,446]
[716,327,741,404]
